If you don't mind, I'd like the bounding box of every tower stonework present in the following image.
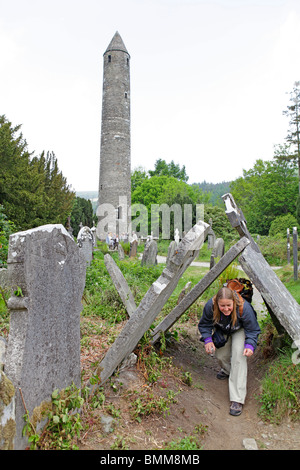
[97,32,131,240]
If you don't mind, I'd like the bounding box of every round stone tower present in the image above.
[97,31,131,240]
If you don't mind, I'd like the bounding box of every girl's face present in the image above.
[218,299,234,316]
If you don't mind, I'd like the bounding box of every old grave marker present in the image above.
[104,254,137,317]
[5,224,86,449]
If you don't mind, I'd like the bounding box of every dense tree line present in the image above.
[230,146,298,235]
[0,115,74,231]
[0,115,75,265]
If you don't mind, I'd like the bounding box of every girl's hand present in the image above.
[205,342,215,354]
[243,348,253,357]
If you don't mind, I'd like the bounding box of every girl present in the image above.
[198,287,261,416]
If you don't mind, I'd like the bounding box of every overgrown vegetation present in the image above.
[1,240,300,449]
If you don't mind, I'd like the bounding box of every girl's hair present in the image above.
[212,287,241,326]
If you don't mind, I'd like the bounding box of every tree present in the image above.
[0,115,74,230]
[0,115,38,229]
[0,204,15,266]
[70,197,94,237]
[131,175,208,237]
[148,159,189,182]
[230,154,298,235]
[31,151,75,226]
[283,81,300,194]
[131,166,148,192]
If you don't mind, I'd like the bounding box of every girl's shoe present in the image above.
[230,401,243,416]
[216,369,229,380]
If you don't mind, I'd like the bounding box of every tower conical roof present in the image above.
[105,31,129,55]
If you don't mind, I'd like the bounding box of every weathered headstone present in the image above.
[118,243,125,260]
[5,224,86,449]
[141,239,158,266]
[90,220,210,389]
[91,223,97,248]
[104,254,137,317]
[166,240,177,267]
[207,218,216,249]
[129,240,138,258]
[210,237,225,268]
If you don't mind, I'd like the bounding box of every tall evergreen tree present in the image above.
[282,81,300,194]
[0,115,74,230]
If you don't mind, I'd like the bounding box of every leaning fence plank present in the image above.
[239,244,300,343]
[151,236,250,344]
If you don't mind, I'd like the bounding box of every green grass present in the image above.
[258,348,300,423]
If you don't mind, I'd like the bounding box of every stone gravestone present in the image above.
[129,240,138,258]
[89,220,210,389]
[118,243,125,260]
[104,254,137,317]
[141,239,158,266]
[207,218,216,249]
[210,237,225,268]
[5,224,86,449]
[77,226,94,266]
[166,240,177,267]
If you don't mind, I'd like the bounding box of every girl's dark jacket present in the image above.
[198,297,261,350]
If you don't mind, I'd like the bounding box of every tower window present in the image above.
[125,92,127,99]
[108,55,111,63]
[127,58,129,65]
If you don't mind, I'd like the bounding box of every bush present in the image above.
[269,213,299,238]
[257,235,287,265]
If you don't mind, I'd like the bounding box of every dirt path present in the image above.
[79,321,300,451]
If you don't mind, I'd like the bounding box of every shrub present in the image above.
[268,213,299,238]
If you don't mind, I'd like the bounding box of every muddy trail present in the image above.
[79,321,300,451]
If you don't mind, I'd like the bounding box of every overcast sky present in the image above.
[1,0,300,192]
